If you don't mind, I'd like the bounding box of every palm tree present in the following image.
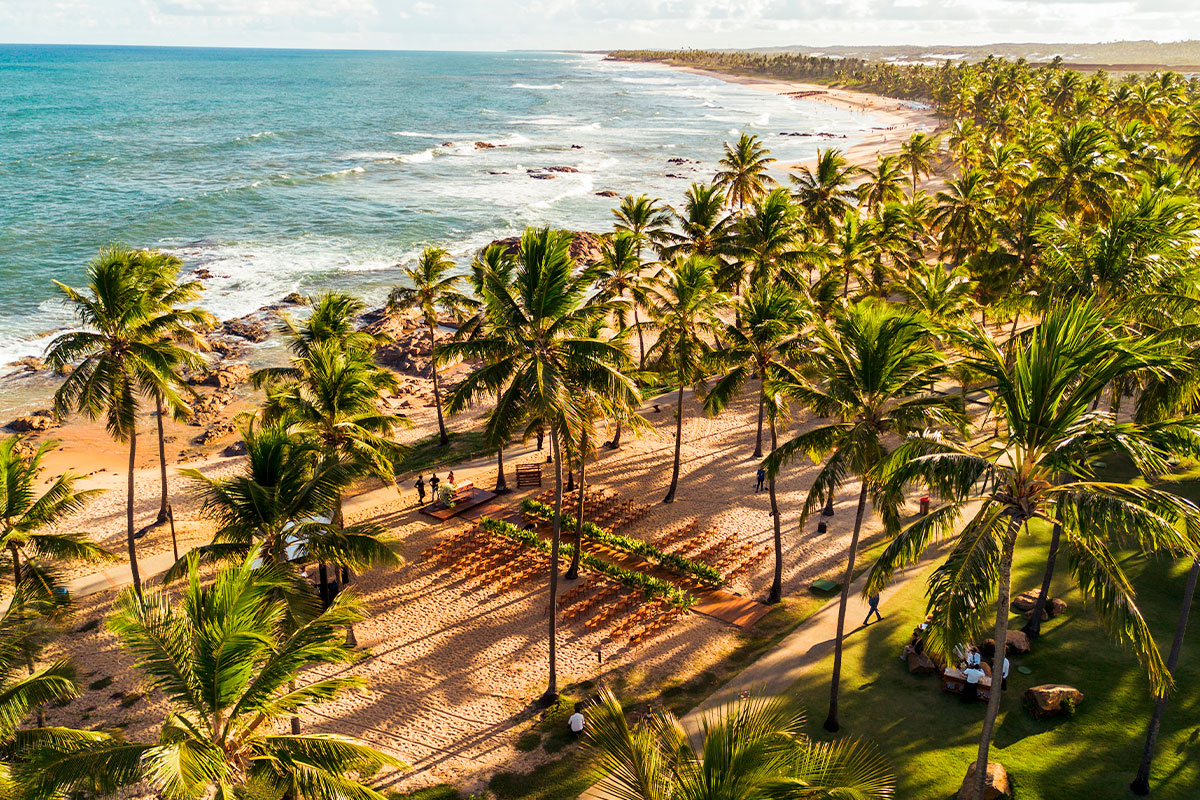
[666,183,736,259]
[1028,120,1124,221]
[0,580,91,782]
[585,687,895,800]
[1130,557,1200,795]
[0,438,111,602]
[612,193,674,260]
[866,303,1200,800]
[764,301,962,732]
[932,168,995,264]
[439,227,633,703]
[24,554,405,800]
[896,262,977,327]
[46,248,200,597]
[899,131,940,200]
[134,251,212,525]
[704,282,810,459]
[592,230,651,374]
[644,256,728,504]
[827,212,878,301]
[281,291,388,361]
[857,153,907,214]
[714,132,777,210]
[790,148,861,239]
[737,188,810,287]
[388,247,473,446]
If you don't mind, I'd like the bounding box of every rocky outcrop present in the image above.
[957,762,1010,799]
[1025,684,1083,719]
[596,190,619,197]
[223,318,272,342]
[486,231,604,265]
[7,356,44,373]
[197,363,252,389]
[222,440,248,457]
[194,420,237,445]
[7,412,54,433]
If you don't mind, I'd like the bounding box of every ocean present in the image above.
[0,45,877,379]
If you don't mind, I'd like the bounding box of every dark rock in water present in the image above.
[193,268,213,279]
[209,339,247,360]
[486,231,604,265]
[545,166,580,173]
[475,141,504,149]
[280,292,305,306]
[486,170,509,175]
[7,356,44,373]
[596,190,620,197]
[570,144,583,149]
[223,319,271,342]
[665,173,689,179]
[442,141,454,147]
[529,173,555,179]
[667,157,698,164]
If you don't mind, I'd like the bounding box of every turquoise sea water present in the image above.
[0,45,877,372]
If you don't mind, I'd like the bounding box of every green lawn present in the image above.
[788,516,1200,799]
[393,430,492,478]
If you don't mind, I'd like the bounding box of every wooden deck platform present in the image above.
[419,487,498,521]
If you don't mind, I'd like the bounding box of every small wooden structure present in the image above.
[942,667,993,701]
[420,481,497,522]
[515,463,542,488]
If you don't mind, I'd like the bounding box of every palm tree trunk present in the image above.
[767,416,783,604]
[971,517,1022,800]
[126,425,142,598]
[663,383,686,504]
[494,447,509,494]
[541,425,564,706]
[1130,557,1200,795]
[566,428,587,581]
[429,321,449,447]
[10,544,43,726]
[753,384,765,459]
[1023,521,1061,639]
[318,562,329,606]
[333,495,357,648]
[610,421,622,450]
[823,480,869,732]
[289,679,301,735]
[155,396,169,524]
[633,304,646,370]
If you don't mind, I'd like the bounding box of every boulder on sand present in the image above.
[6,413,54,433]
[1025,684,1083,719]
[199,363,252,389]
[957,761,1010,799]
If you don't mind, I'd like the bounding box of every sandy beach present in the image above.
[666,65,941,172]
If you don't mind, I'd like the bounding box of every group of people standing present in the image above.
[413,470,455,505]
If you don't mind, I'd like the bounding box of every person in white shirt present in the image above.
[568,704,585,738]
[966,646,982,667]
[1001,657,1010,691]
[962,665,986,703]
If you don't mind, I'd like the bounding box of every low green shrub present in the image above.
[478,516,694,608]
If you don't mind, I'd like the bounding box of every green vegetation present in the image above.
[393,429,492,477]
[790,521,1200,799]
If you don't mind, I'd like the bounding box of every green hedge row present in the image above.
[478,516,694,608]
[520,498,724,585]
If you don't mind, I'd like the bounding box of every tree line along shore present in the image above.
[1,54,1200,800]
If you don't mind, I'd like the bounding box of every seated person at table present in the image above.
[962,663,987,703]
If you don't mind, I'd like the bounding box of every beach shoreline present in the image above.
[653,63,942,172]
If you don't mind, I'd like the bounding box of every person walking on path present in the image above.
[863,592,883,625]
[415,475,426,506]
[755,466,766,493]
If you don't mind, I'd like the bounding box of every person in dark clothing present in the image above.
[755,467,766,493]
[863,593,883,625]
[415,475,426,505]
[962,664,986,703]
[430,473,441,497]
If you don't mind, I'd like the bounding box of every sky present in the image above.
[1,0,1198,52]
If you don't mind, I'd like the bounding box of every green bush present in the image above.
[520,499,723,585]
[478,516,694,608]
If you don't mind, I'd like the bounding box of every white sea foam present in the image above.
[510,82,563,90]
[235,130,275,141]
[391,130,436,137]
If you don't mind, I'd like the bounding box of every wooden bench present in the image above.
[516,463,542,488]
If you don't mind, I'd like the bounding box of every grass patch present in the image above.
[784,515,1200,799]
[87,676,113,692]
[394,430,491,478]
[490,752,592,800]
[386,785,462,800]
[514,731,542,752]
